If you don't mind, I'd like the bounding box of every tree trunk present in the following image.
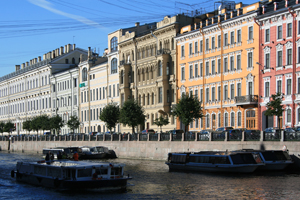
[132,126,135,134]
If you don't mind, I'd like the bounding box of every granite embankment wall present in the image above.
[1,140,300,161]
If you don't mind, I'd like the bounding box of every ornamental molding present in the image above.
[276,43,283,51]
[263,46,271,54]
[285,41,293,49]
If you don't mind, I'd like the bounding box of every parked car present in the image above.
[244,129,260,140]
[141,129,156,134]
[167,129,184,134]
[264,127,280,139]
[198,129,213,140]
[43,132,51,135]
[88,132,98,136]
[215,127,233,131]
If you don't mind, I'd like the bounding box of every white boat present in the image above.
[11,160,131,191]
[166,151,264,173]
[234,149,293,171]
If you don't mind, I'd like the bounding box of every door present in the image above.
[246,110,256,129]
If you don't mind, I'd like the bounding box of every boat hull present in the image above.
[166,163,259,173]
[15,172,129,190]
[258,162,293,171]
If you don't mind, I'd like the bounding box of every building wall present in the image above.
[176,3,260,131]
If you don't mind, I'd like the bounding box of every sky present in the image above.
[0,0,259,77]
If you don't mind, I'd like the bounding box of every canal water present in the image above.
[1,151,300,199]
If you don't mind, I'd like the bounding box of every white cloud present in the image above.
[28,0,105,30]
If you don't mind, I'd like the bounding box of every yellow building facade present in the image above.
[176,2,260,131]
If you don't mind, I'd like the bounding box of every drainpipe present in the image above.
[217,22,224,128]
[288,7,297,127]
[254,17,262,130]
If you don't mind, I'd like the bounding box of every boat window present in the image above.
[48,168,61,178]
[95,168,108,175]
[231,154,256,164]
[111,167,122,176]
[274,151,291,161]
[96,147,104,153]
[77,169,92,177]
[34,166,47,176]
[170,154,187,163]
[261,152,278,161]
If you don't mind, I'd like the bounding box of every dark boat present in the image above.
[166,151,264,173]
[11,160,131,191]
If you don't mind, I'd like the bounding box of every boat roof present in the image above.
[18,160,125,169]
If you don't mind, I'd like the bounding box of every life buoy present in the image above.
[282,145,287,151]
[11,170,14,178]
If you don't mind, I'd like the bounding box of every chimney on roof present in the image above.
[218,15,221,22]
[262,5,266,14]
[285,0,288,7]
[67,44,71,53]
[43,54,46,60]
[60,46,64,55]
[88,47,92,59]
[230,11,233,18]
[297,0,299,4]
[73,44,76,50]
[34,58,37,63]
[38,56,41,62]
[212,17,214,24]
[15,65,20,71]
[274,2,277,11]
[52,50,55,58]
[26,62,29,67]
[135,22,140,27]
[21,63,25,69]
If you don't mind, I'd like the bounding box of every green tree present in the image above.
[39,115,51,134]
[50,115,64,135]
[119,99,146,133]
[153,115,169,133]
[23,118,32,134]
[4,121,15,135]
[0,121,5,136]
[67,115,80,133]
[172,93,204,132]
[265,92,284,130]
[31,116,42,135]
[100,102,120,133]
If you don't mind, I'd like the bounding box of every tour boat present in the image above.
[233,149,293,171]
[166,151,264,173]
[11,160,131,191]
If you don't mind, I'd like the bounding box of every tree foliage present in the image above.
[0,121,5,136]
[4,121,15,134]
[23,119,32,134]
[119,99,146,133]
[265,92,284,129]
[50,115,64,135]
[39,115,51,133]
[67,115,80,133]
[99,102,120,133]
[172,93,204,132]
[153,116,169,133]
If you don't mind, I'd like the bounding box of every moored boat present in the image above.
[166,151,264,173]
[11,160,131,191]
[233,149,293,171]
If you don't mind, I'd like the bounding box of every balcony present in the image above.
[120,60,131,65]
[156,48,171,55]
[235,95,258,106]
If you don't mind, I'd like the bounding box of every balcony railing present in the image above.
[235,95,258,105]
[156,48,171,55]
[120,60,131,65]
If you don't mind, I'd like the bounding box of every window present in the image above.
[82,68,87,81]
[206,114,210,128]
[277,50,282,66]
[224,33,228,46]
[218,59,221,73]
[152,92,155,104]
[111,58,118,74]
[189,43,193,55]
[248,52,253,68]
[200,89,203,102]
[265,82,269,97]
[265,29,270,42]
[237,29,241,43]
[265,53,270,69]
[181,46,185,57]
[277,80,282,93]
[238,112,241,126]
[181,67,185,80]
[111,37,118,52]
[205,38,209,51]
[237,55,241,70]
[287,109,291,123]
[205,61,209,76]
[287,79,292,95]
[230,84,234,99]
[287,23,292,37]
[230,31,234,45]
[224,57,228,72]
[212,37,215,49]
[277,25,282,39]
[158,87,163,103]
[218,35,221,48]
[230,56,234,71]
[248,82,253,95]
[200,40,203,52]
[237,83,241,97]
[231,112,235,127]
[212,87,215,101]
[287,49,292,65]
[206,88,209,102]
[218,86,221,101]
[194,64,198,78]
[189,65,193,79]
[200,63,203,77]
[225,113,228,127]
[248,26,253,40]
[195,41,198,53]
[298,47,300,63]
[211,60,215,74]
[158,61,162,77]
[224,85,228,100]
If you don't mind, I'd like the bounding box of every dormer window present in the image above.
[111,37,118,52]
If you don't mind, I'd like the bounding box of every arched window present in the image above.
[231,112,235,127]
[238,112,242,126]
[111,37,118,52]
[206,114,210,128]
[82,68,87,81]
[224,113,228,127]
[111,58,117,74]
